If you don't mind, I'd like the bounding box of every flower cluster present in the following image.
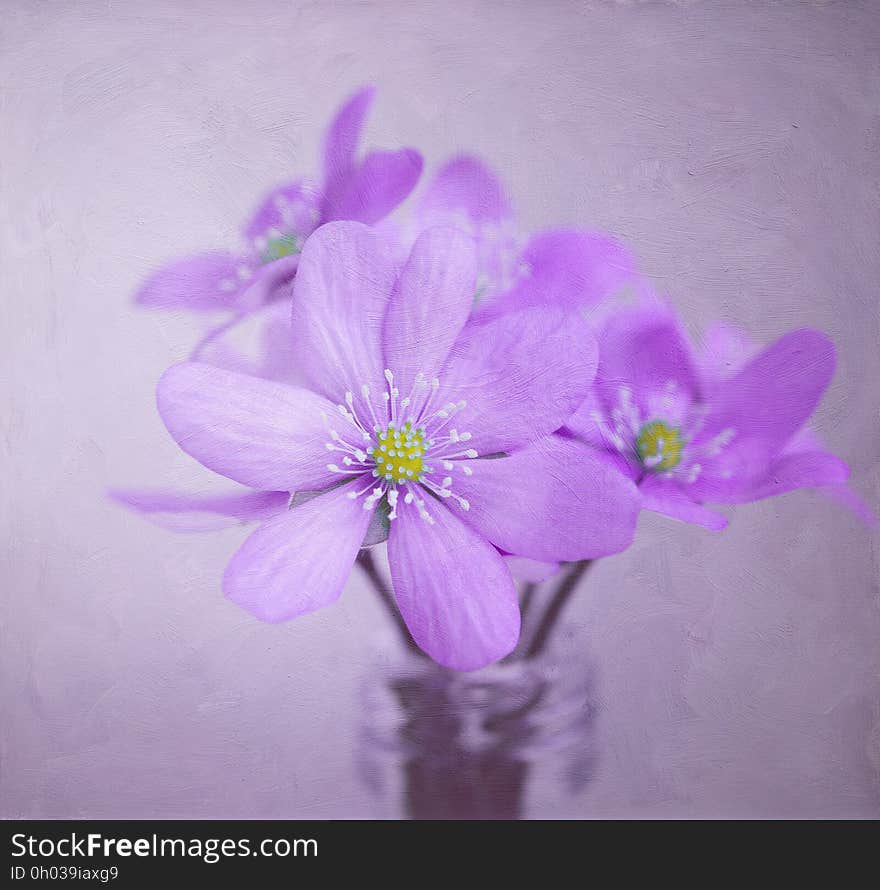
[114,87,873,671]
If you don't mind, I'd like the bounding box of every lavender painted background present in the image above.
[2,0,879,818]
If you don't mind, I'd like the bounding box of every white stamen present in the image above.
[326,463,364,475]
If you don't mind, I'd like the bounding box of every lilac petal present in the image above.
[417,154,512,225]
[157,362,348,492]
[285,478,388,548]
[323,147,423,225]
[322,86,376,199]
[290,221,399,403]
[501,229,636,312]
[191,297,305,386]
[319,83,422,225]
[696,322,758,394]
[109,488,288,532]
[560,399,640,482]
[187,258,300,378]
[442,305,598,453]
[454,436,640,562]
[242,180,320,244]
[135,251,249,311]
[707,449,850,504]
[223,481,372,623]
[387,498,520,671]
[639,477,728,531]
[415,155,516,309]
[776,427,877,526]
[563,387,613,450]
[503,556,560,583]
[232,254,299,312]
[822,483,878,526]
[692,329,836,495]
[256,301,304,384]
[595,301,700,415]
[383,227,477,393]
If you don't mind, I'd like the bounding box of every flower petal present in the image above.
[322,86,376,201]
[223,480,372,622]
[564,387,615,450]
[638,477,728,530]
[708,449,850,504]
[290,221,399,403]
[232,254,299,312]
[595,300,701,415]
[109,488,288,532]
[417,154,512,225]
[157,362,348,492]
[383,227,477,393]
[387,498,520,671]
[767,427,874,523]
[323,148,423,225]
[454,436,640,562]
[242,180,320,244]
[442,305,598,453]
[416,155,517,308]
[692,329,836,496]
[135,251,249,311]
[191,298,305,386]
[821,483,878,526]
[696,322,758,394]
[502,556,560,584]
[501,228,636,311]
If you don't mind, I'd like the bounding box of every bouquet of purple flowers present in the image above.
[114,87,872,679]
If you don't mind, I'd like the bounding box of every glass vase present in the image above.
[357,628,598,819]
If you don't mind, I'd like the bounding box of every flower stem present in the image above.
[356,549,423,656]
[523,560,593,660]
[518,582,538,625]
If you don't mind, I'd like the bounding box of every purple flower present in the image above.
[134,86,422,315]
[189,152,516,385]
[113,149,642,575]
[409,154,519,303]
[406,155,638,318]
[565,298,863,529]
[185,139,639,389]
[153,222,640,670]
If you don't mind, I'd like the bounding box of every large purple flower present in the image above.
[135,86,422,316]
[117,152,642,544]
[565,299,861,529]
[153,222,640,670]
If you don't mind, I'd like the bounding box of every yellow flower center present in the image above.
[636,420,684,471]
[369,422,427,483]
[262,233,300,264]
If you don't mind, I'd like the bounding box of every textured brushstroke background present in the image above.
[2,0,878,818]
